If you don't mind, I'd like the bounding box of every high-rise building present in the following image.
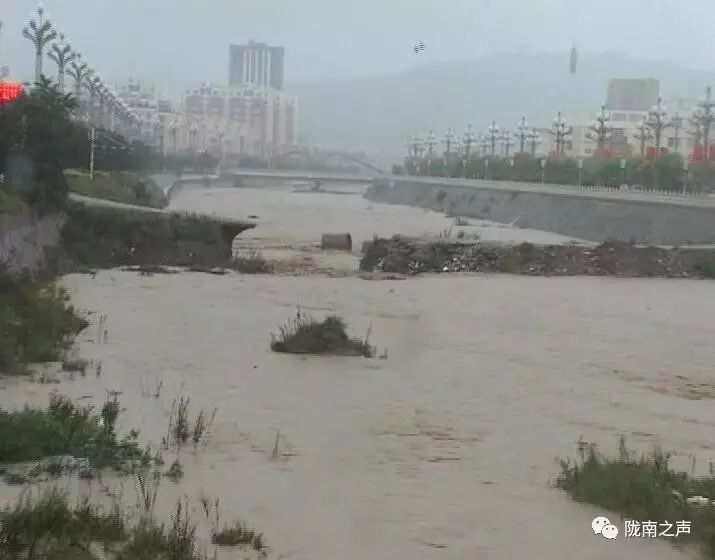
[229,41,284,90]
[606,79,660,112]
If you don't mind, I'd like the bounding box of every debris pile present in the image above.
[360,236,715,279]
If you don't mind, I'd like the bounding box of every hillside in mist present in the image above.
[291,51,715,159]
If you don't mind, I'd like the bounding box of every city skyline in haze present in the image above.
[0,0,713,101]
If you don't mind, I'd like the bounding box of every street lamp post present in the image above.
[500,129,514,157]
[444,128,456,172]
[540,158,546,184]
[587,104,612,156]
[516,116,529,154]
[487,121,499,157]
[634,120,652,158]
[693,86,715,161]
[68,55,89,113]
[425,129,436,176]
[23,5,57,84]
[527,128,541,158]
[462,125,475,178]
[645,96,669,156]
[577,158,584,187]
[48,34,74,92]
[671,113,683,155]
[550,111,572,157]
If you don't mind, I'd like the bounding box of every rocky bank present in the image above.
[360,236,715,279]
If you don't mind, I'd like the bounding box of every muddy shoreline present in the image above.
[360,237,715,278]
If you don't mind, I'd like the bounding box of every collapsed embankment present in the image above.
[0,202,255,276]
[360,236,715,278]
[365,178,715,246]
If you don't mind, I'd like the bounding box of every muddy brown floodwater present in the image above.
[2,185,715,560]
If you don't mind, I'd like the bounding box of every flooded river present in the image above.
[3,185,715,559]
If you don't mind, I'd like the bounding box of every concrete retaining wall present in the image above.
[0,211,66,274]
[366,178,715,245]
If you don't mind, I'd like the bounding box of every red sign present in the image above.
[0,81,23,103]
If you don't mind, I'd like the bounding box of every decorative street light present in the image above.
[444,128,456,166]
[526,127,541,158]
[67,54,89,108]
[634,119,652,158]
[23,4,57,84]
[85,71,102,126]
[424,129,437,157]
[516,116,529,154]
[644,96,670,155]
[462,125,476,159]
[487,121,499,157]
[480,136,489,158]
[47,33,74,92]
[671,112,683,154]
[693,86,715,161]
[586,104,612,154]
[549,111,572,157]
[500,129,514,157]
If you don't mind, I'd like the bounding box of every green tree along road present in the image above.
[399,152,715,193]
[0,79,219,213]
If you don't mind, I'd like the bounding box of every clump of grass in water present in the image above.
[0,487,126,559]
[164,396,217,449]
[164,459,184,482]
[270,309,375,357]
[212,519,267,553]
[556,436,715,556]
[0,393,153,478]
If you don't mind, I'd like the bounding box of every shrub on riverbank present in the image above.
[556,438,715,557]
[212,519,266,553]
[693,257,715,279]
[271,310,375,357]
[0,394,152,477]
[0,269,88,374]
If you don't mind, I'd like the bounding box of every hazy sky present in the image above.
[1,0,713,99]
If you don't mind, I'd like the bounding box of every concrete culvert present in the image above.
[321,233,353,251]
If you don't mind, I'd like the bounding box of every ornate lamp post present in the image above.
[671,112,683,154]
[527,127,541,158]
[500,129,514,157]
[645,96,669,155]
[516,116,529,154]
[693,86,715,161]
[444,128,456,168]
[67,54,89,109]
[550,111,573,157]
[48,33,74,92]
[634,119,652,158]
[23,4,57,83]
[587,104,612,155]
[487,121,499,157]
[462,125,475,177]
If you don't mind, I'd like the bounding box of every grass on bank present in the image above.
[0,393,153,478]
[693,257,715,279]
[270,309,375,357]
[0,269,89,374]
[65,170,168,209]
[556,437,715,557]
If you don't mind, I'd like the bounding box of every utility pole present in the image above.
[89,126,96,179]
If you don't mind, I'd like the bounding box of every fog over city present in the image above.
[4,1,715,155]
[3,0,714,89]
